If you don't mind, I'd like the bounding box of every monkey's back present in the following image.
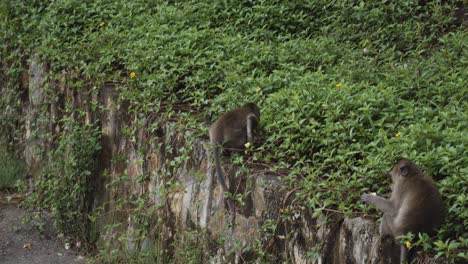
[395,176,445,236]
[209,108,250,147]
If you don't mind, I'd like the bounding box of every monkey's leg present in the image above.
[400,244,408,264]
[379,215,392,237]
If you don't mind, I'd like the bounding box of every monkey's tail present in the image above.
[213,144,235,215]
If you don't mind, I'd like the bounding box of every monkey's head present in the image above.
[243,102,261,119]
[389,158,424,183]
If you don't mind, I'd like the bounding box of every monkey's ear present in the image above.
[400,165,409,177]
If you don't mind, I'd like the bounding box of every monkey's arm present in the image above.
[246,114,257,143]
[361,194,394,214]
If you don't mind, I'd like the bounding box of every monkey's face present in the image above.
[389,158,420,183]
[389,159,406,182]
[389,168,398,183]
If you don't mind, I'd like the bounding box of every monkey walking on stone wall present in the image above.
[361,158,445,264]
[200,103,260,229]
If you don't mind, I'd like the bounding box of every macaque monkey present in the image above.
[209,103,260,215]
[361,159,445,263]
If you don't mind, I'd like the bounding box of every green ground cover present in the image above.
[0,145,26,189]
[1,0,466,261]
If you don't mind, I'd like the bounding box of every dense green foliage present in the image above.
[1,0,466,261]
[27,121,101,241]
[0,145,26,189]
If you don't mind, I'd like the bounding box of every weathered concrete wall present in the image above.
[18,57,448,263]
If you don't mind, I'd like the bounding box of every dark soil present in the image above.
[0,193,85,264]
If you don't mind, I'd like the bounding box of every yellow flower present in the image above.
[395,132,401,137]
[405,241,411,249]
[336,83,343,88]
[130,71,136,78]
[244,142,251,148]
[99,22,105,27]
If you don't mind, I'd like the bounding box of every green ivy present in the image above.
[0,146,26,189]
[28,119,101,242]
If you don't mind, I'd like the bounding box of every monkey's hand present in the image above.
[361,193,376,204]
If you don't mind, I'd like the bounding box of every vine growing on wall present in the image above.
[27,116,101,243]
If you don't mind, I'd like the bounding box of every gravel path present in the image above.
[0,196,86,264]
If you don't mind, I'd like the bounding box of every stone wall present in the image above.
[17,57,448,263]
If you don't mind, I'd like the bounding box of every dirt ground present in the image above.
[0,193,86,264]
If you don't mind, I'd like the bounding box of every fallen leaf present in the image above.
[23,243,32,249]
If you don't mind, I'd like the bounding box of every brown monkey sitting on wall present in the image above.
[200,103,260,228]
[361,158,445,263]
